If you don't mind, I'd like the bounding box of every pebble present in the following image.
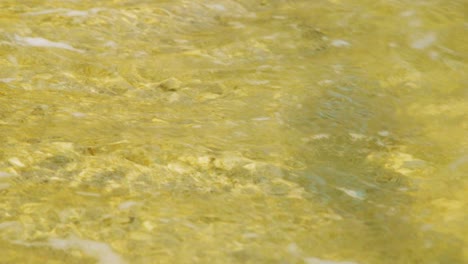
[159,77,182,91]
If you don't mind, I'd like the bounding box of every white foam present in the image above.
[14,35,84,53]
[75,191,101,197]
[336,187,366,200]
[400,10,415,17]
[49,236,127,264]
[378,130,390,137]
[349,133,366,140]
[429,50,439,60]
[318,79,334,86]
[251,117,270,121]
[8,157,25,167]
[104,41,117,48]
[246,79,270,85]
[71,112,87,118]
[304,257,359,264]
[287,243,300,255]
[25,8,68,16]
[311,134,330,140]
[205,4,226,11]
[409,19,422,27]
[26,8,103,17]
[411,33,436,49]
[331,39,351,47]
[0,78,15,83]
[65,10,89,17]
[0,221,21,230]
[448,155,468,171]
[0,171,14,178]
[118,201,140,210]
[66,8,103,17]
[262,33,281,40]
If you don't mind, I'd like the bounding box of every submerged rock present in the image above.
[158,77,182,91]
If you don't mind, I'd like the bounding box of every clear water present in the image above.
[0,0,466,263]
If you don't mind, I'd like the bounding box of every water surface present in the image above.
[0,0,467,263]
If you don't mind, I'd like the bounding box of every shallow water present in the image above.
[0,0,467,263]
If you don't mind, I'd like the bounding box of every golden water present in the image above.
[0,0,466,263]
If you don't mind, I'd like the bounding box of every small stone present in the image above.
[243,163,257,172]
[159,77,182,91]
